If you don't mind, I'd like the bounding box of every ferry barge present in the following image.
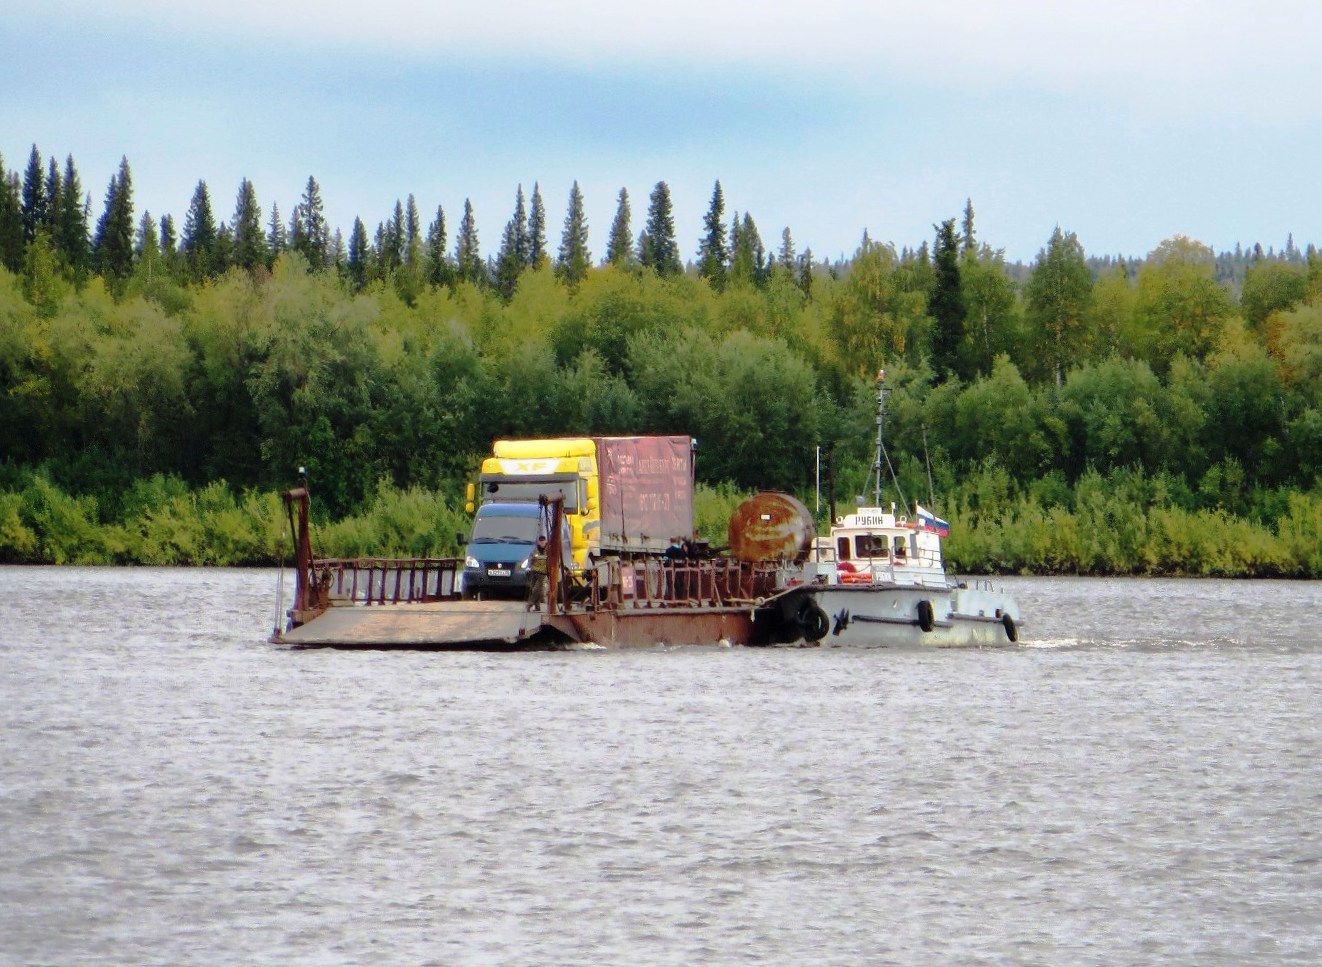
[273,372,1021,650]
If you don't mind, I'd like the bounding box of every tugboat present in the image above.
[747,369,1023,647]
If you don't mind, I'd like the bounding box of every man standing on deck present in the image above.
[527,535,548,611]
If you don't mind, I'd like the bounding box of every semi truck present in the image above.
[465,436,696,572]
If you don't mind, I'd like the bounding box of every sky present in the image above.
[5,0,1320,265]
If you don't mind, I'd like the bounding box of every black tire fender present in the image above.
[917,599,935,633]
[1002,612,1018,643]
[797,598,830,642]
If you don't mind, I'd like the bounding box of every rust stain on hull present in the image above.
[546,608,758,649]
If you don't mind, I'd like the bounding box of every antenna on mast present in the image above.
[871,368,910,516]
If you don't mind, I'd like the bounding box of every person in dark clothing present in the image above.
[527,535,548,611]
[665,536,688,600]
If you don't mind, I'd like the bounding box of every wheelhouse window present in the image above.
[856,534,890,558]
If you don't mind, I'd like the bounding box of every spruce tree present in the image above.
[961,198,976,254]
[43,157,62,234]
[93,157,134,282]
[160,213,177,265]
[426,204,450,286]
[347,217,369,290]
[328,228,345,271]
[213,220,234,274]
[797,247,814,297]
[514,186,530,264]
[494,186,529,300]
[454,199,484,286]
[293,175,328,269]
[605,187,634,266]
[56,156,89,275]
[639,180,680,277]
[0,164,24,273]
[381,200,404,271]
[267,203,287,260]
[778,227,796,272]
[21,146,45,244]
[134,210,162,280]
[181,180,217,281]
[929,218,966,381]
[555,180,590,287]
[527,182,547,269]
[697,180,728,288]
[135,210,157,256]
[371,222,388,281]
[729,211,763,284]
[405,194,422,267]
[231,177,268,271]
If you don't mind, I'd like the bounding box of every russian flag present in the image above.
[916,505,950,537]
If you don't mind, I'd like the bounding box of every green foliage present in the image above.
[316,480,469,558]
[944,464,1303,577]
[1,473,104,563]
[554,181,590,289]
[929,218,965,380]
[697,181,728,289]
[692,481,750,550]
[830,240,928,372]
[1240,260,1308,330]
[2,151,1321,576]
[639,181,681,277]
[1132,236,1236,370]
[1023,226,1092,385]
[605,188,635,268]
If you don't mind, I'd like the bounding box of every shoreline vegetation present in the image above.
[4,148,1322,577]
[3,472,1320,577]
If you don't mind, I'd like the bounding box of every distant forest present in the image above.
[2,144,1321,575]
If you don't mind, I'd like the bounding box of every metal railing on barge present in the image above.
[298,555,781,611]
[582,557,781,610]
[313,557,463,605]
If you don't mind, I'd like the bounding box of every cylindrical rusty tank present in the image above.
[727,492,817,562]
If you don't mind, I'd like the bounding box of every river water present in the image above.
[2,567,1320,966]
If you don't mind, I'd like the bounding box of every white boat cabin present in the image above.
[811,504,950,589]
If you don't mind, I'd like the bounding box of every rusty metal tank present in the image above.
[727,492,817,562]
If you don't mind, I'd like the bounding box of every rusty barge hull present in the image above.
[275,599,764,650]
[278,600,550,649]
[545,607,758,649]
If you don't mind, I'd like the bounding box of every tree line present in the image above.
[2,144,1321,574]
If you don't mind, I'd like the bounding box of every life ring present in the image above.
[1002,613,1018,643]
[916,599,935,633]
[796,598,830,642]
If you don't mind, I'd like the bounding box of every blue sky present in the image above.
[6,0,1319,264]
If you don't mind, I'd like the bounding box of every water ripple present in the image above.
[2,568,1321,965]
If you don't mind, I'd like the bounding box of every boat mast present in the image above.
[870,368,909,515]
[873,369,886,507]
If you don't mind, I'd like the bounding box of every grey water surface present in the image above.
[2,567,1320,966]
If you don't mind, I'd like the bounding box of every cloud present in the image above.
[35,0,1322,119]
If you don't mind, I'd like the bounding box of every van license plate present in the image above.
[487,568,511,577]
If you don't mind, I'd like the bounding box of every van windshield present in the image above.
[470,514,540,543]
[479,479,580,512]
